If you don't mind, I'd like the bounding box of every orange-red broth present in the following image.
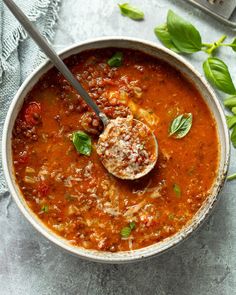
[12,49,219,252]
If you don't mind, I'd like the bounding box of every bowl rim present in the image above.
[1,36,230,263]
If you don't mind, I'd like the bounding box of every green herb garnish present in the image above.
[120,226,131,238]
[129,221,136,230]
[169,113,192,139]
[173,184,181,197]
[166,10,202,54]
[203,58,236,95]
[41,205,49,213]
[107,52,123,67]
[118,3,144,20]
[232,107,236,115]
[72,131,92,156]
[120,221,136,238]
[154,24,180,53]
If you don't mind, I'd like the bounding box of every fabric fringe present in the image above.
[0,0,61,81]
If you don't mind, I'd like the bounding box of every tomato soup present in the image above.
[12,48,219,252]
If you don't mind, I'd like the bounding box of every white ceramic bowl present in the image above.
[2,37,230,263]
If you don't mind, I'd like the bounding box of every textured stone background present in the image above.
[1,0,236,294]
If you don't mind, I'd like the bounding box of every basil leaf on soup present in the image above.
[167,10,202,53]
[224,95,236,108]
[118,3,144,20]
[173,183,181,197]
[72,131,92,156]
[120,226,131,238]
[226,116,236,129]
[107,52,123,67]
[231,126,236,148]
[154,24,180,53]
[41,204,49,213]
[203,57,236,95]
[169,113,193,139]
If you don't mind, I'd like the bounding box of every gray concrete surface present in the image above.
[1,0,236,294]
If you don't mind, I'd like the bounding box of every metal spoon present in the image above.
[3,0,158,180]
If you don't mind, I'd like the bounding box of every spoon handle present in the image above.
[3,0,108,126]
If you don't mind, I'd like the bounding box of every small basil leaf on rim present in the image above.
[167,10,202,53]
[173,184,181,197]
[118,3,144,20]
[231,126,236,148]
[226,115,236,129]
[224,95,236,108]
[72,131,92,156]
[120,226,131,238]
[107,52,123,67]
[203,57,236,95]
[169,113,192,139]
[154,24,180,53]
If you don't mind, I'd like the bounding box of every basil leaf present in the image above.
[173,184,181,197]
[231,126,236,148]
[203,57,236,95]
[169,113,192,139]
[232,107,236,115]
[224,95,236,108]
[118,3,144,20]
[167,10,202,53]
[129,221,136,230]
[154,24,180,53]
[107,52,123,67]
[41,205,49,213]
[226,115,236,129]
[72,131,92,156]
[231,38,236,52]
[227,173,236,181]
[120,226,131,238]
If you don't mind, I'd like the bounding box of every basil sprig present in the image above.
[203,58,236,95]
[118,3,144,20]
[169,113,192,139]
[72,131,92,156]
[107,52,123,67]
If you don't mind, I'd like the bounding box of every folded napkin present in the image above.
[0,0,61,197]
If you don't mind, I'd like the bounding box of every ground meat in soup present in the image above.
[12,48,219,252]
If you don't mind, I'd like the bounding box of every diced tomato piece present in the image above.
[18,151,29,164]
[38,181,49,197]
[24,102,41,126]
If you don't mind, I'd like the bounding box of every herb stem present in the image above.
[202,35,227,55]
[227,173,236,181]
[219,43,236,48]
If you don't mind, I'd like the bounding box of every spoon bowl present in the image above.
[97,117,158,180]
